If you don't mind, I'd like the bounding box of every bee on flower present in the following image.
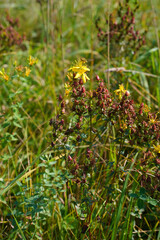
[68,59,90,84]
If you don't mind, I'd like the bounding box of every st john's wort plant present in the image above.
[95,0,146,59]
[49,59,160,238]
[0,12,25,54]
[0,56,37,178]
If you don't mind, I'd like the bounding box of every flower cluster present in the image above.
[95,0,146,58]
[49,60,160,187]
[0,56,38,81]
[15,56,37,77]
[0,13,25,53]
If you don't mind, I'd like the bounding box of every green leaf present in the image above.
[140,187,146,195]
[2,122,10,128]
[129,193,138,198]
[13,121,22,128]
[137,199,145,209]
[147,198,158,206]
[48,161,57,166]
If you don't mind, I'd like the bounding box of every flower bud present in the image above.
[61,101,65,108]
[96,75,100,81]
[68,155,72,161]
[76,135,81,142]
[125,91,130,97]
[76,122,81,130]
[60,119,64,125]
[58,95,63,101]
[49,118,53,126]
[79,78,83,85]
[82,86,86,93]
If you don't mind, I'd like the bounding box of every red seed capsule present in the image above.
[76,123,81,130]
[82,86,85,93]
[79,79,83,85]
[58,95,63,101]
[96,75,100,81]
[68,155,72,161]
[61,119,64,125]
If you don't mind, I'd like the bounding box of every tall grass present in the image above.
[0,0,160,239]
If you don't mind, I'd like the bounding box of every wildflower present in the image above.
[120,120,127,130]
[0,68,9,81]
[68,59,90,83]
[150,119,156,124]
[29,56,38,66]
[143,104,151,113]
[154,145,160,154]
[114,84,127,99]
[149,114,157,124]
[25,67,31,77]
[67,72,73,82]
[16,65,24,72]
[64,83,72,96]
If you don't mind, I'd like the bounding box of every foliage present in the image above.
[0,0,160,239]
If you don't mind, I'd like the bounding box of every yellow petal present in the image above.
[82,67,90,72]
[4,74,9,81]
[82,74,86,83]
[114,89,120,95]
[68,66,80,72]
[25,67,31,77]
[75,72,82,79]
[84,73,90,80]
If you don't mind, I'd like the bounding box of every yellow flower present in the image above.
[149,114,157,124]
[154,145,160,153]
[114,84,127,99]
[120,120,127,130]
[67,72,73,82]
[0,68,9,81]
[68,59,90,83]
[150,118,156,124]
[64,83,72,96]
[29,56,38,66]
[25,67,31,77]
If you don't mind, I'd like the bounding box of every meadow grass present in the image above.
[0,0,160,239]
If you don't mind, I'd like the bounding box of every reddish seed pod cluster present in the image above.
[95,0,146,57]
[0,13,25,52]
[49,71,160,187]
